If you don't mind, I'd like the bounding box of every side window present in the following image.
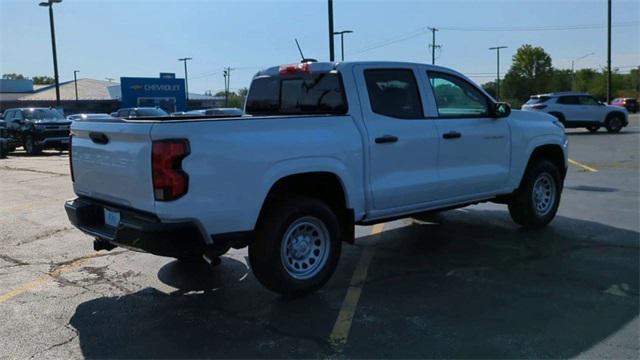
[557,96,579,105]
[428,71,489,117]
[579,96,599,106]
[4,110,14,120]
[14,111,24,120]
[364,69,423,119]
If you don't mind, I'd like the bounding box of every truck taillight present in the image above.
[279,62,311,75]
[152,139,190,201]
[69,134,74,182]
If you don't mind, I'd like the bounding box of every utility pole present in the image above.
[489,46,508,101]
[39,0,62,108]
[73,70,79,103]
[223,67,233,107]
[178,57,192,109]
[606,0,612,103]
[333,30,354,61]
[328,0,335,61]
[427,27,440,65]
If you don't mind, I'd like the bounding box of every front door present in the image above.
[355,65,440,211]
[424,70,511,200]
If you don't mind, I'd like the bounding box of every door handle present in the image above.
[89,132,109,145]
[442,131,461,140]
[375,135,399,144]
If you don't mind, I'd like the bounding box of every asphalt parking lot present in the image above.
[1,115,638,359]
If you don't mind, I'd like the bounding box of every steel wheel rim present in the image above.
[532,173,556,216]
[280,216,330,280]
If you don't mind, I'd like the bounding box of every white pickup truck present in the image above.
[65,61,568,296]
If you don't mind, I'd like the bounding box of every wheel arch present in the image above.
[522,144,567,186]
[257,170,356,243]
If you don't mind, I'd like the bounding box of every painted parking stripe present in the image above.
[568,158,598,172]
[0,252,119,304]
[329,223,384,347]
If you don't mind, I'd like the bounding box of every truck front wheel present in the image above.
[24,136,41,155]
[249,196,341,296]
[508,160,562,228]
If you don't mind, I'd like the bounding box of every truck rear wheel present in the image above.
[249,196,341,297]
[508,160,562,228]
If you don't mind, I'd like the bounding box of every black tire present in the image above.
[605,114,624,133]
[249,196,342,297]
[0,141,7,159]
[586,126,600,133]
[508,160,562,228]
[24,135,41,155]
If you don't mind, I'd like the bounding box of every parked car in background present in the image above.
[67,113,114,122]
[1,107,71,154]
[610,97,638,113]
[183,108,244,117]
[202,108,243,117]
[0,117,21,156]
[65,61,568,296]
[114,107,169,119]
[522,92,628,133]
[0,119,9,158]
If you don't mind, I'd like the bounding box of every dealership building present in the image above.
[0,74,224,114]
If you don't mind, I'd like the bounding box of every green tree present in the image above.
[502,44,554,106]
[2,73,26,80]
[32,76,54,85]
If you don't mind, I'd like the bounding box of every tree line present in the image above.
[2,73,55,85]
[482,44,639,108]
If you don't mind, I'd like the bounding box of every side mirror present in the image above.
[493,102,511,118]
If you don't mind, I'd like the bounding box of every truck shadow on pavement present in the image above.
[69,210,639,358]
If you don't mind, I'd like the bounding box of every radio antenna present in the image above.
[294,38,305,61]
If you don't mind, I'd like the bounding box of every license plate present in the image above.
[103,208,120,228]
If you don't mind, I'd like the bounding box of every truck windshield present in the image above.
[525,96,550,105]
[245,72,348,115]
[25,109,64,120]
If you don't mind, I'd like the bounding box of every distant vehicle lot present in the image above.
[0,114,638,358]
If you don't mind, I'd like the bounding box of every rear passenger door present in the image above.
[423,70,511,200]
[354,65,440,211]
[556,95,581,122]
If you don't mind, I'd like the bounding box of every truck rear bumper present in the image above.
[64,197,206,258]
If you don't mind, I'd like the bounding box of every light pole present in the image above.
[571,52,595,90]
[178,57,192,109]
[489,46,507,101]
[328,0,335,61]
[73,70,79,103]
[333,30,353,61]
[39,0,62,108]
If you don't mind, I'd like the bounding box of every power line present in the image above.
[355,21,639,54]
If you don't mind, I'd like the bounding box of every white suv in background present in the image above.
[522,92,628,133]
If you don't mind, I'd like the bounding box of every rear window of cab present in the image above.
[245,72,348,116]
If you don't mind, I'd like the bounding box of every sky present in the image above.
[1,0,638,94]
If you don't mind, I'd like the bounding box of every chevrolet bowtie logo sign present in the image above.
[131,84,143,91]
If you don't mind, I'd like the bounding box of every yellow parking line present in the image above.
[0,253,105,304]
[329,223,384,347]
[569,158,598,172]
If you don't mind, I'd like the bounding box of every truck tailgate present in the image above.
[71,121,156,212]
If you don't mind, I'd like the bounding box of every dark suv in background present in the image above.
[1,108,71,155]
